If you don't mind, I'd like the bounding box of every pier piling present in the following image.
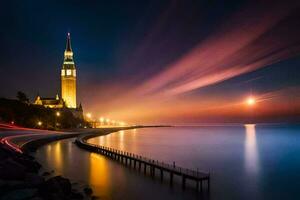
[76,137,210,192]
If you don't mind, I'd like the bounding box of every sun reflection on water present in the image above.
[244,124,259,175]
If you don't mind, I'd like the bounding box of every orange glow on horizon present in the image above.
[82,86,300,124]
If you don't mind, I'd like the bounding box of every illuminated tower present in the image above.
[61,33,77,108]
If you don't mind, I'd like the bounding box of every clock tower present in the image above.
[61,33,77,108]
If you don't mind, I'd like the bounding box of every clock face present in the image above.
[66,69,72,76]
[61,69,65,76]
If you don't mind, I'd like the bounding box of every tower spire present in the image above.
[66,32,72,51]
[61,32,77,109]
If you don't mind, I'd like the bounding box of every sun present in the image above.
[246,96,256,106]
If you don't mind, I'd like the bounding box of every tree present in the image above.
[16,91,29,103]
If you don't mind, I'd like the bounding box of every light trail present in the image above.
[0,124,62,153]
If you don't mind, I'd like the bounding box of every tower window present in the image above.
[73,70,76,77]
[66,69,72,76]
[61,69,65,76]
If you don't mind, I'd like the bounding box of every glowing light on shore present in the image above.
[56,111,60,117]
[37,121,42,126]
[86,113,92,118]
[119,122,126,126]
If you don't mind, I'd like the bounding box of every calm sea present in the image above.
[34,124,300,200]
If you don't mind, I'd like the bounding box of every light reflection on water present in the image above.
[54,142,62,173]
[244,124,259,175]
[35,137,200,200]
[89,153,112,198]
[35,125,300,200]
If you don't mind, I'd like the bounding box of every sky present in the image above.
[0,0,300,124]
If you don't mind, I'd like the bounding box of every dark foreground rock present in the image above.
[0,144,94,200]
[38,176,84,199]
[84,187,93,196]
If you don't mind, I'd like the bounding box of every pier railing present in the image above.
[76,132,210,191]
[90,144,208,179]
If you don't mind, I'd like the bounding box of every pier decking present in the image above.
[76,133,210,192]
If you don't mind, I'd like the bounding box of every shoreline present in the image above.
[0,141,91,199]
[0,126,151,199]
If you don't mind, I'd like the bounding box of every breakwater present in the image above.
[75,130,210,192]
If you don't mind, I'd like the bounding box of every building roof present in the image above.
[39,97,56,100]
[35,95,63,106]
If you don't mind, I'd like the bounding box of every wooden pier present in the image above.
[76,133,210,192]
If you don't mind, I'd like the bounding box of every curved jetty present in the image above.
[75,129,210,192]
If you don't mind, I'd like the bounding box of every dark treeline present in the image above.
[0,98,88,129]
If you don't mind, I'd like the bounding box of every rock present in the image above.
[0,188,38,200]
[0,145,16,158]
[25,173,45,186]
[30,197,44,200]
[38,176,72,198]
[0,158,26,180]
[91,196,98,200]
[42,171,50,176]
[0,146,88,200]
[14,157,41,173]
[83,187,93,195]
[69,191,84,200]
[0,179,5,187]
[0,149,9,160]
[5,180,27,188]
[0,180,28,196]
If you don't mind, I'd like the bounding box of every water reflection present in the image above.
[244,124,259,175]
[44,141,64,174]
[35,126,300,200]
[118,130,125,150]
[54,142,63,173]
[89,153,112,198]
[90,129,139,153]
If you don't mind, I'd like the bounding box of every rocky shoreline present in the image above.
[0,144,95,200]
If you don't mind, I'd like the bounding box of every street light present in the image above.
[55,111,61,130]
[86,113,92,119]
[38,121,42,126]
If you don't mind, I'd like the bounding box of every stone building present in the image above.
[34,33,83,118]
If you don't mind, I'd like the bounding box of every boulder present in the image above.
[42,171,50,176]
[69,191,84,200]
[91,196,98,200]
[14,157,41,173]
[25,173,45,186]
[38,176,72,198]
[0,180,28,196]
[0,188,37,200]
[0,148,9,160]
[0,158,26,180]
[83,187,93,195]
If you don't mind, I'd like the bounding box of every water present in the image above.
[34,124,300,200]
